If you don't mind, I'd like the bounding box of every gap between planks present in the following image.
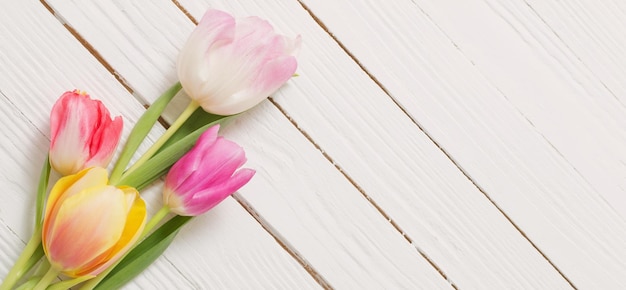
[295,0,578,288]
[232,193,333,289]
[41,0,469,287]
[35,0,531,287]
[171,1,457,288]
[39,0,332,288]
[407,2,578,287]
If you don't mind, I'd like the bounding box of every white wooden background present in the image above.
[1,0,626,289]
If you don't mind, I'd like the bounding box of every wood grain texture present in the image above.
[0,92,49,239]
[300,0,626,288]
[422,0,626,217]
[177,0,572,288]
[0,220,26,282]
[0,0,315,288]
[0,1,192,288]
[519,0,626,102]
[0,92,50,280]
[45,0,452,288]
[501,0,626,216]
[220,102,452,289]
[3,0,624,288]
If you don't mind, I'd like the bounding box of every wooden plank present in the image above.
[0,92,49,238]
[419,0,626,217]
[503,0,626,215]
[0,0,316,288]
[0,219,28,282]
[298,0,626,287]
[44,0,452,288]
[0,1,191,288]
[177,0,568,288]
[519,0,626,102]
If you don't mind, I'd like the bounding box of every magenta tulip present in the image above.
[49,90,123,175]
[163,125,255,216]
[177,9,301,115]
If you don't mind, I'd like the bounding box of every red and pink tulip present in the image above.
[49,90,123,175]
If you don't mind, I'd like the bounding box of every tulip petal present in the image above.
[177,9,299,115]
[204,32,279,104]
[43,167,108,240]
[211,54,298,115]
[85,113,123,169]
[283,34,302,56]
[49,91,123,175]
[233,16,275,47]
[200,32,299,115]
[45,186,127,276]
[178,10,235,104]
[49,92,93,174]
[164,125,255,216]
[163,187,186,215]
[165,125,220,190]
[175,137,246,195]
[184,168,256,216]
[78,187,146,276]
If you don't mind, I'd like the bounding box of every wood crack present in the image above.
[40,0,135,96]
[233,193,334,290]
[295,0,575,288]
[169,2,335,288]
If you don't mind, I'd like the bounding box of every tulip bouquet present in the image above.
[1,9,299,290]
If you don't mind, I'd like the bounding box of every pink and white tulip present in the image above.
[42,167,146,278]
[177,9,301,115]
[163,125,255,216]
[49,90,123,175]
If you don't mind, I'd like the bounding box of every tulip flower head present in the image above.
[42,167,146,277]
[177,9,301,115]
[163,125,255,216]
[49,90,123,175]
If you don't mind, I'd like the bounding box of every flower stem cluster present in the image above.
[1,8,299,290]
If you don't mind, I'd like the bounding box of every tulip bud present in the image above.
[163,125,255,216]
[49,90,123,175]
[42,167,146,277]
[177,9,301,115]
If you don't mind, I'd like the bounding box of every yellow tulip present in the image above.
[42,167,146,278]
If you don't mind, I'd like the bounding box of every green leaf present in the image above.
[119,115,231,190]
[35,157,50,231]
[22,242,44,277]
[94,215,193,289]
[158,108,223,152]
[109,82,182,184]
[48,275,93,290]
[14,276,40,290]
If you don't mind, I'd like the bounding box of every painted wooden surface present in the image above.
[1,0,625,289]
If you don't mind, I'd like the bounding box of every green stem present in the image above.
[48,275,94,290]
[76,271,104,289]
[142,206,171,238]
[1,155,49,290]
[19,243,44,282]
[32,264,60,290]
[33,257,50,277]
[109,82,182,184]
[0,232,43,290]
[35,156,51,231]
[78,206,171,290]
[14,277,39,290]
[120,101,199,182]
